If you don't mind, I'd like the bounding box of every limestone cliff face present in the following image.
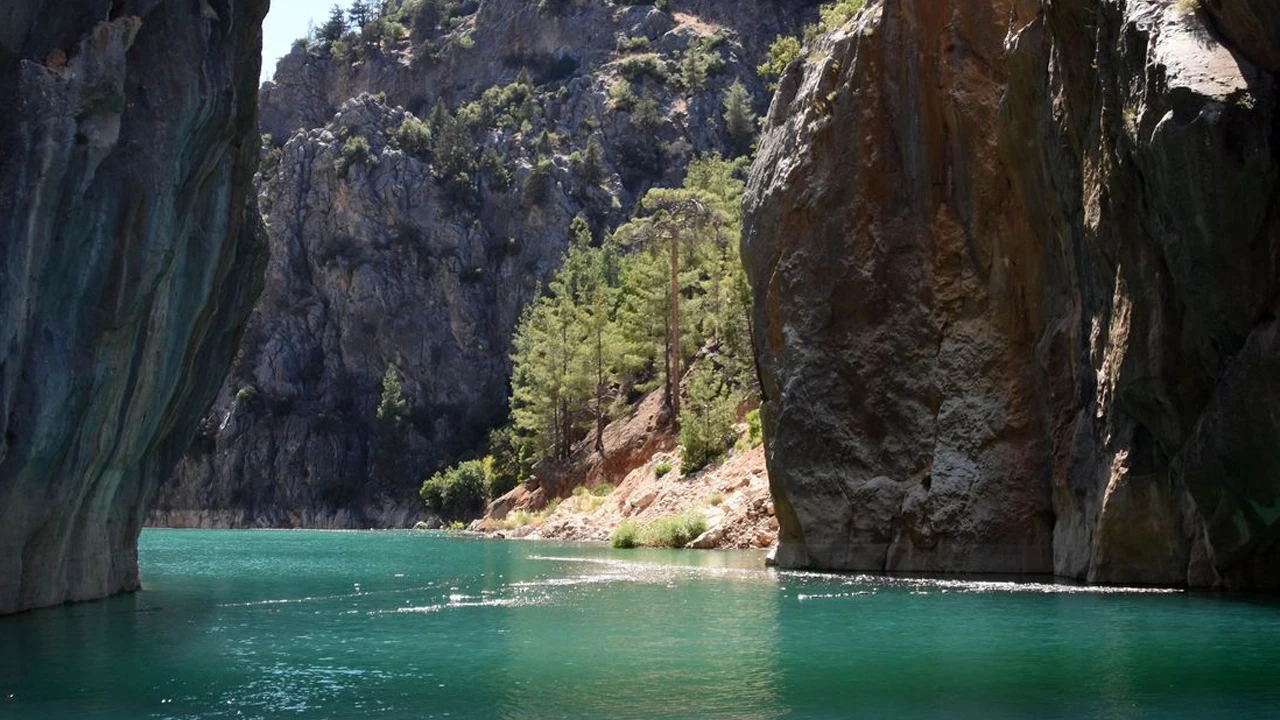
[0,0,267,612]
[153,0,812,528]
[745,0,1279,587]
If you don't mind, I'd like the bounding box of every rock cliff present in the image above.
[745,0,1279,587]
[152,0,813,528]
[0,0,267,613]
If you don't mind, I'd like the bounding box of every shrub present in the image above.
[640,510,708,548]
[759,34,801,86]
[707,493,723,506]
[654,461,673,477]
[745,408,763,448]
[337,134,374,177]
[617,54,668,84]
[617,35,650,53]
[420,459,489,519]
[608,80,637,111]
[395,116,432,157]
[818,0,866,31]
[591,484,614,497]
[611,521,641,548]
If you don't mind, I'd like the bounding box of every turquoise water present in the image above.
[3,530,1280,719]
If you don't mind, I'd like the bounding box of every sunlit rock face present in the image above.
[0,0,268,613]
[745,0,1279,588]
[153,0,818,530]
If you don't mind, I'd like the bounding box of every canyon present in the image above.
[2,0,1278,614]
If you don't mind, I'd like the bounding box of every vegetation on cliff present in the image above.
[422,154,758,520]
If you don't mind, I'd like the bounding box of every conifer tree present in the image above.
[320,4,349,42]
[348,0,374,28]
[722,80,757,158]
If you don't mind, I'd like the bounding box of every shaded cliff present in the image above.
[0,0,267,613]
[745,0,1279,587]
[152,0,813,528]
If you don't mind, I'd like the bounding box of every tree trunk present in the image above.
[669,225,681,423]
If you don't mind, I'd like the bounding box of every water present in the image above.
[3,530,1279,720]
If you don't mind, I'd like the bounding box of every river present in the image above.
[2,529,1278,719]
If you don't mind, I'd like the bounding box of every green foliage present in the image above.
[611,521,641,548]
[507,155,755,469]
[320,4,349,42]
[523,157,555,206]
[676,43,724,94]
[678,364,737,471]
[372,365,411,487]
[760,0,865,86]
[818,0,866,31]
[376,366,409,424]
[607,81,637,111]
[759,34,800,85]
[337,134,374,177]
[348,0,374,27]
[448,520,468,530]
[395,115,432,157]
[722,80,757,158]
[707,492,724,506]
[617,35,650,53]
[745,408,763,448]
[591,484,614,497]
[485,425,532,497]
[617,54,669,84]
[640,510,708,548]
[420,459,489,519]
[570,135,607,186]
[654,461,673,477]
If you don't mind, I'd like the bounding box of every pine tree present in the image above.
[723,81,757,158]
[348,0,374,28]
[578,135,606,186]
[320,4,349,42]
[372,365,411,488]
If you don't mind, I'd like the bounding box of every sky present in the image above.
[260,0,333,82]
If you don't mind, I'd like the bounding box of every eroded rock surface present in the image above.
[153,0,813,529]
[745,0,1279,587]
[0,0,267,612]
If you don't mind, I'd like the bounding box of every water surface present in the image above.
[2,529,1278,719]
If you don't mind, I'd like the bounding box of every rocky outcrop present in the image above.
[152,95,575,528]
[0,0,267,613]
[154,0,813,529]
[745,0,1279,587]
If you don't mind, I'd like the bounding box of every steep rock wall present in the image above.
[0,0,267,613]
[153,0,814,528]
[744,0,1279,587]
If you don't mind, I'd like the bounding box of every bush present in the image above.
[337,134,374,177]
[654,461,673,477]
[395,116,432,157]
[608,80,637,111]
[640,510,708,548]
[591,484,614,497]
[617,54,668,84]
[758,35,801,86]
[611,520,642,548]
[746,408,763,448]
[420,459,489,519]
[617,35,649,53]
[707,493,723,506]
